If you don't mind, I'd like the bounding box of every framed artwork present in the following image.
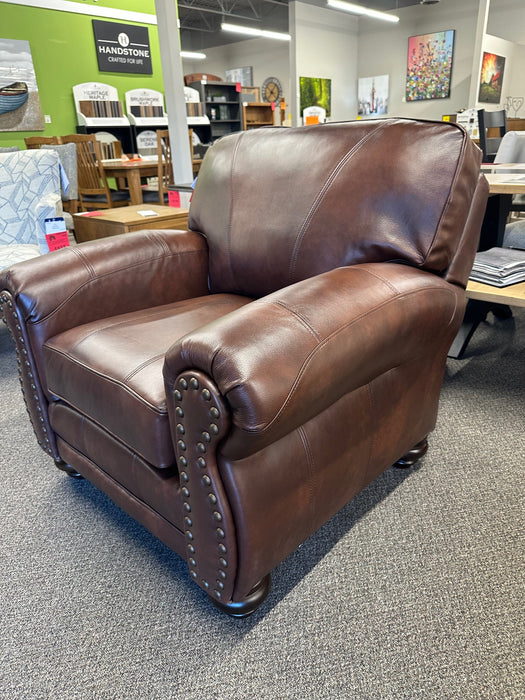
[0,38,44,131]
[478,52,506,103]
[405,30,454,101]
[358,74,389,116]
[225,66,253,86]
[241,86,261,103]
[299,76,331,117]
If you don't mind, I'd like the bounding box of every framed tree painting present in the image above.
[478,52,506,103]
[299,77,331,117]
[405,30,455,101]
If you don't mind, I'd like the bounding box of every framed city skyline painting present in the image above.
[405,30,454,101]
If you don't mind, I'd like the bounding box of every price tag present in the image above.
[168,190,181,207]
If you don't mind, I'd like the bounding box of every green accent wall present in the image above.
[0,1,164,149]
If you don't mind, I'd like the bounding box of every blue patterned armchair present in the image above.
[0,149,62,269]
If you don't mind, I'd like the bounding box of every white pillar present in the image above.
[154,0,193,184]
[468,0,491,108]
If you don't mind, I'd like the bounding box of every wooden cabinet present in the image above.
[242,102,276,130]
[189,80,242,142]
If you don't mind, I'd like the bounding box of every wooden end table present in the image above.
[73,205,189,243]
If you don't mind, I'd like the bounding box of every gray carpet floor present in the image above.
[0,309,523,699]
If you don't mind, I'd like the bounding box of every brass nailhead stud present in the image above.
[216,528,225,538]
[202,475,211,486]
[180,471,189,482]
[202,431,211,443]
[174,390,182,401]
[186,530,194,540]
[180,456,188,467]
[177,423,185,435]
[213,511,222,522]
[202,388,211,400]
[215,590,222,599]
[187,544,195,554]
[176,407,184,418]
[219,558,227,568]
[216,580,224,590]
[190,377,199,389]
[218,569,226,579]
[190,570,197,579]
[210,407,220,419]
[202,580,210,589]
[208,494,217,505]
[179,378,188,390]
[189,557,196,567]
[197,457,206,469]
[209,423,219,435]
[184,516,193,527]
[182,487,190,498]
[183,503,191,513]
[218,543,227,554]
[178,440,186,451]
[197,442,206,453]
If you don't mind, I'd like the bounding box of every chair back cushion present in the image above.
[41,142,78,200]
[0,149,61,254]
[494,130,525,164]
[189,118,482,297]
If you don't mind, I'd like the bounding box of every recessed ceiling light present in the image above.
[221,22,291,41]
[180,51,207,60]
[326,0,400,23]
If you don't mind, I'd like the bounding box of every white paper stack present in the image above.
[469,247,525,287]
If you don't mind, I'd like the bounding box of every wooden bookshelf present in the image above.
[242,102,276,130]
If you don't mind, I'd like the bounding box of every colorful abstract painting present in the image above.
[478,52,506,103]
[406,30,454,101]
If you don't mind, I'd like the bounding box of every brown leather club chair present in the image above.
[0,119,488,617]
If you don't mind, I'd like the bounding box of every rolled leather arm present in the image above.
[0,229,208,460]
[0,229,209,341]
[164,262,464,460]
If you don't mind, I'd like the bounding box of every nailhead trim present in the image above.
[174,371,232,602]
[1,293,53,454]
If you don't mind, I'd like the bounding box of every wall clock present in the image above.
[262,77,283,103]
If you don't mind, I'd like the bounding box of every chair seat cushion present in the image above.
[81,189,129,203]
[0,243,40,270]
[142,190,169,204]
[43,294,252,469]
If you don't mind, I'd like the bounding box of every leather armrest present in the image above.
[1,229,209,342]
[164,262,464,460]
[0,229,208,460]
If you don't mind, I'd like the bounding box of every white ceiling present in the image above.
[179,0,432,50]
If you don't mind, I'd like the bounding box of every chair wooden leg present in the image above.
[209,575,271,618]
[392,438,428,469]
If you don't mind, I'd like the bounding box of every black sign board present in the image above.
[93,20,152,74]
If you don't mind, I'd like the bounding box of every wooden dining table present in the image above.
[102,158,159,205]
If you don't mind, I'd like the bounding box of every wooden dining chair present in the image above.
[142,129,173,205]
[477,109,507,163]
[24,136,61,149]
[60,133,129,211]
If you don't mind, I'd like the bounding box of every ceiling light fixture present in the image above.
[180,51,207,59]
[326,0,400,23]
[221,22,291,41]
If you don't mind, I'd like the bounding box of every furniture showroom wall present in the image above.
[0,0,163,149]
[356,0,480,120]
[290,2,359,125]
[183,38,290,111]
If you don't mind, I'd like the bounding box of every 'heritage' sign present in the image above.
[93,20,152,74]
